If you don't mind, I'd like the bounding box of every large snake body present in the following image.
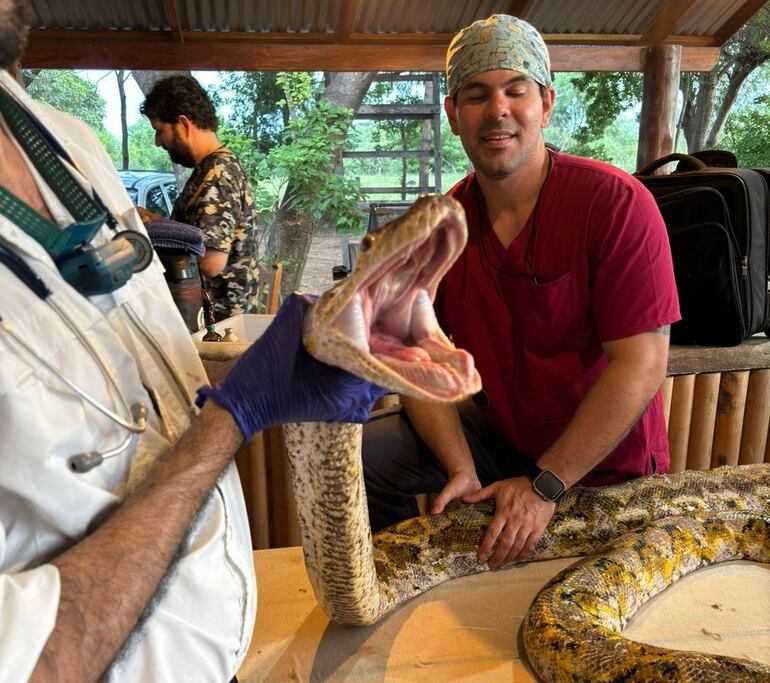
[285,196,770,681]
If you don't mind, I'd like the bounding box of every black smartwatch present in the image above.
[520,460,566,502]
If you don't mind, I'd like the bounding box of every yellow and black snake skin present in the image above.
[292,195,770,681]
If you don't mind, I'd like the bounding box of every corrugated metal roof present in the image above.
[354,0,509,35]
[28,0,764,39]
[22,0,767,71]
[530,0,667,36]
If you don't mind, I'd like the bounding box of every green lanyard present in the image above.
[0,88,108,259]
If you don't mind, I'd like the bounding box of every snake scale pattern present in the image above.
[285,195,770,681]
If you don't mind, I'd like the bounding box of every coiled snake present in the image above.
[285,195,770,681]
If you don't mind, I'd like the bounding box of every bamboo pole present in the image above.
[266,427,302,547]
[711,371,749,468]
[739,369,770,465]
[667,375,695,473]
[662,376,674,428]
[247,432,272,549]
[686,372,720,471]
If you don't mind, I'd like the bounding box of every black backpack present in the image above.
[635,153,770,346]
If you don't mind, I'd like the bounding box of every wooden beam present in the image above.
[335,0,358,43]
[714,0,769,45]
[163,0,184,44]
[636,45,682,172]
[507,0,537,20]
[638,0,700,46]
[21,33,720,72]
[24,28,721,48]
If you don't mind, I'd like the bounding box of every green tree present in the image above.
[212,72,288,154]
[271,71,375,294]
[22,69,122,167]
[126,118,173,171]
[23,69,108,131]
[722,94,770,166]
[566,72,643,161]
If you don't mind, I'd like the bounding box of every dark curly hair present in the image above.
[140,75,218,131]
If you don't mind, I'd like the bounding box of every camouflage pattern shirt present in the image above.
[172,149,259,321]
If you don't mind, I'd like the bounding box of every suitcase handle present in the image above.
[635,153,707,176]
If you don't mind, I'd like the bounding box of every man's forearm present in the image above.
[536,355,665,487]
[30,401,243,683]
[401,396,475,476]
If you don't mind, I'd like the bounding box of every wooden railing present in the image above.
[662,337,770,472]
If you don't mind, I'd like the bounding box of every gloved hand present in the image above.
[196,293,386,441]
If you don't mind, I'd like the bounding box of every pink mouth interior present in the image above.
[331,217,478,399]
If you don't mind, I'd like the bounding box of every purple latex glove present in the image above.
[196,293,386,441]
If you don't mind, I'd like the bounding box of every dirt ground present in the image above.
[298,226,352,295]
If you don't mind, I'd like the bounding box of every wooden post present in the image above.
[711,371,750,467]
[636,44,682,172]
[686,372,720,471]
[739,369,770,465]
[667,374,695,473]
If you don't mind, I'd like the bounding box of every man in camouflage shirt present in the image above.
[141,75,259,321]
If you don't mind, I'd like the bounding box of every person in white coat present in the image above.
[0,2,383,681]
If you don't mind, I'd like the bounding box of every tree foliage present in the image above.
[270,73,366,233]
[722,94,770,166]
[126,118,173,171]
[23,69,108,132]
[211,72,287,153]
[565,72,642,161]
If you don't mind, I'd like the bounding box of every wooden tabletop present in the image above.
[236,547,770,682]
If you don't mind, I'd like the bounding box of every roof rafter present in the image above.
[639,0,701,45]
[714,0,768,44]
[163,0,184,44]
[335,0,358,43]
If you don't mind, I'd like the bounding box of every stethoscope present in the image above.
[0,242,148,473]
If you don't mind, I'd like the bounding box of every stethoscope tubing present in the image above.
[0,319,146,433]
[0,244,147,471]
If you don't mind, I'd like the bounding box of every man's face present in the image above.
[150,119,196,168]
[0,0,30,70]
[444,69,555,180]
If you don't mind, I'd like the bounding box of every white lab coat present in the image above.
[0,71,256,682]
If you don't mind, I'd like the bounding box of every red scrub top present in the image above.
[436,151,681,484]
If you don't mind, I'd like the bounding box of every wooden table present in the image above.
[236,547,770,682]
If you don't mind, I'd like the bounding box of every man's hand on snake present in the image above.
[430,469,482,516]
[464,477,556,567]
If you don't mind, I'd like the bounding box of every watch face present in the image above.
[533,470,565,501]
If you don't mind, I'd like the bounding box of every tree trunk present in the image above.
[682,70,718,152]
[275,72,375,296]
[130,69,192,189]
[705,57,770,149]
[116,70,129,170]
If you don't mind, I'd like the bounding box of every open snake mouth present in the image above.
[306,195,481,402]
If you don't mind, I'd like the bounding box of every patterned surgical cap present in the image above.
[446,14,552,97]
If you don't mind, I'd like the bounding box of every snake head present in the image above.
[303,195,481,403]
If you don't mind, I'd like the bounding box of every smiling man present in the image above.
[363,14,680,568]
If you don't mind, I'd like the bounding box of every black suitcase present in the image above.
[635,153,770,346]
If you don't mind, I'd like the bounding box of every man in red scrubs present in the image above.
[362,14,680,568]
